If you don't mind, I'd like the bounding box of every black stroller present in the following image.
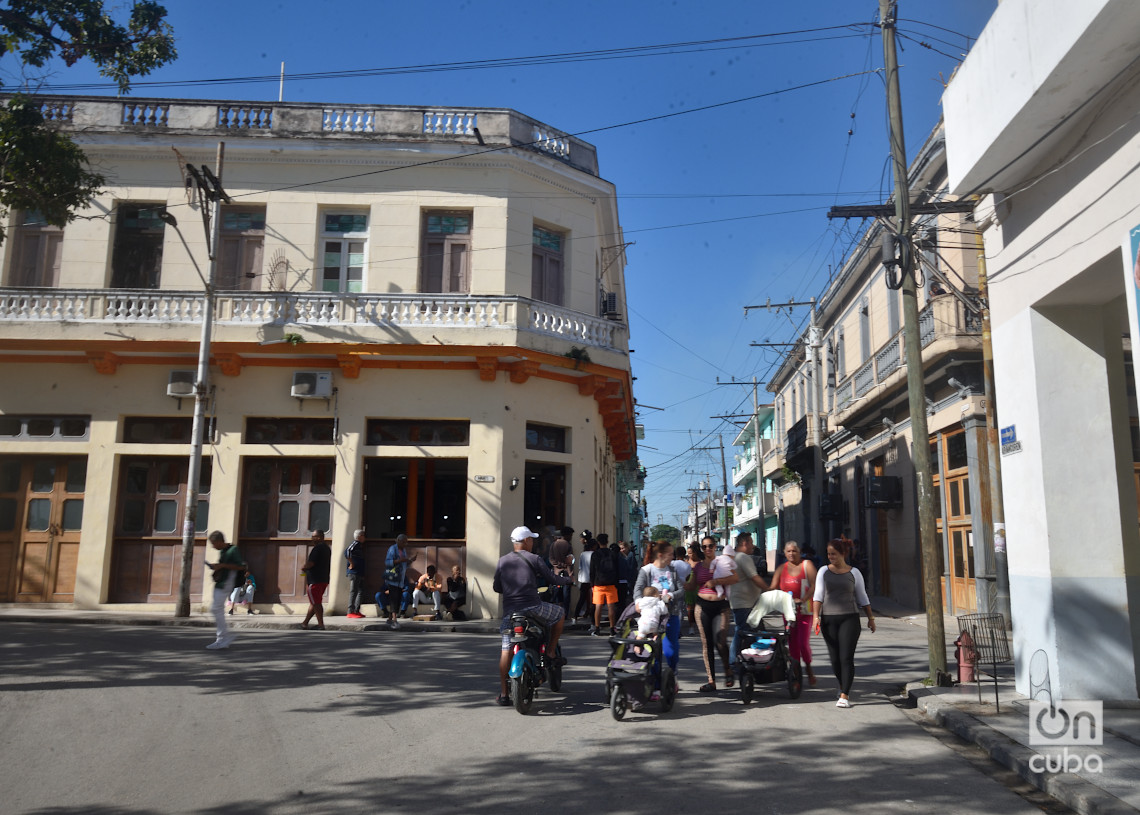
[604,603,677,720]
[734,591,803,704]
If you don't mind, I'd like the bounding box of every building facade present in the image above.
[0,96,637,619]
[764,125,991,613]
[943,0,1140,700]
[731,406,777,566]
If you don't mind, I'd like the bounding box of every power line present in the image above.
[36,26,876,92]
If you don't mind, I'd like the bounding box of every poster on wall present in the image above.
[1126,224,1140,392]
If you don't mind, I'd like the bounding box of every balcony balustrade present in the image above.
[833,294,981,416]
[0,289,626,351]
[13,95,600,176]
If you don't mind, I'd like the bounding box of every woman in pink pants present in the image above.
[770,541,818,687]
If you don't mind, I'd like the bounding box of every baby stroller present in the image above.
[734,590,803,704]
[604,603,677,720]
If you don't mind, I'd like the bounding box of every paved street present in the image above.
[0,617,1055,815]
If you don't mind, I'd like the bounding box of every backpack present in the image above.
[592,547,619,585]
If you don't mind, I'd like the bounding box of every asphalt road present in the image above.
[0,617,1054,815]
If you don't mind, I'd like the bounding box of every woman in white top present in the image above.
[572,535,595,622]
[811,538,876,708]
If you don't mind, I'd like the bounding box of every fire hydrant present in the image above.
[955,629,976,684]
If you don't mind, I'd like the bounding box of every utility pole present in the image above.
[881,0,947,680]
[976,229,1011,626]
[176,142,229,618]
[718,434,730,547]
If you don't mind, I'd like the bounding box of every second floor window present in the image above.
[321,213,366,293]
[532,225,564,306]
[111,204,166,289]
[421,211,471,293]
[218,208,265,291]
[9,211,62,287]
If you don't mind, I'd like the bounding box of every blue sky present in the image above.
[3,0,997,529]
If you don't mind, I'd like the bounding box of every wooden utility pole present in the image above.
[880,0,947,679]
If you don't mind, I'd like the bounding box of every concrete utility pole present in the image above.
[975,229,1011,627]
[176,142,228,618]
[718,434,730,547]
[880,0,947,679]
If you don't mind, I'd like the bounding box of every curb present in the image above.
[910,688,1137,815]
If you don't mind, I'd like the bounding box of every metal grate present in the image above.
[958,612,1010,709]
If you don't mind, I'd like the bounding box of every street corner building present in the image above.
[0,96,639,620]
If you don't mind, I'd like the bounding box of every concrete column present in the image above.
[997,299,1140,699]
[962,414,996,614]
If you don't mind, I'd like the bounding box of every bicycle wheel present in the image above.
[610,685,628,721]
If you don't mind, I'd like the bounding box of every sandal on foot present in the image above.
[698,682,717,693]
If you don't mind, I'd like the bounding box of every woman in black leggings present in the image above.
[811,539,875,708]
[690,536,735,693]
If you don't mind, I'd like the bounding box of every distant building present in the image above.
[944,0,1140,700]
[0,95,638,618]
[765,123,989,613]
[731,405,777,567]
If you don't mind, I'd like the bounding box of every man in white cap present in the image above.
[491,525,573,706]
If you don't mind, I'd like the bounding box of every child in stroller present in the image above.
[604,591,677,719]
[734,589,803,704]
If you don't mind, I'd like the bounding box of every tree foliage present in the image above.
[0,0,176,93]
[0,1,176,244]
[648,524,681,544]
[0,95,103,241]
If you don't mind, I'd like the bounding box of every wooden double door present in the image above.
[0,456,85,602]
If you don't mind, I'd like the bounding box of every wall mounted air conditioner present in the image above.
[603,291,621,320]
[865,475,903,508]
[291,371,332,399]
[167,370,196,398]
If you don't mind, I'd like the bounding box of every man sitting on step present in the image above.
[411,564,444,620]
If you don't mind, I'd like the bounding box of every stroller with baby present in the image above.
[603,603,677,720]
[734,590,803,704]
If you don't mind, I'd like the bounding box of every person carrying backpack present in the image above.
[590,533,620,635]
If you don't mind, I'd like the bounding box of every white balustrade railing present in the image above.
[122,102,168,126]
[0,289,622,350]
[423,110,477,136]
[532,126,570,158]
[217,105,272,129]
[39,100,73,122]
[528,301,618,347]
[875,336,901,382]
[323,108,375,133]
[853,358,875,397]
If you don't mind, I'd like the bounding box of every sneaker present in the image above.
[433,611,443,621]
[649,691,661,702]
[496,693,511,706]
[387,618,399,630]
[346,612,363,619]
[246,608,253,615]
[586,625,597,636]
[836,697,851,708]
[227,608,233,615]
[206,639,229,650]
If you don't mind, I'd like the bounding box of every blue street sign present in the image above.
[1000,425,1016,446]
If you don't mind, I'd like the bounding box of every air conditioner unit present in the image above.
[167,370,195,398]
[819,492,844,521]
[865,475,903,508]
[603,291,621,320]
[291,371,332,399]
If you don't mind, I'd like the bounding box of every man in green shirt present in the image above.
[207,531,245,650]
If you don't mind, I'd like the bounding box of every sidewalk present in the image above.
[0,605,605,636]
[873,597,1140,815]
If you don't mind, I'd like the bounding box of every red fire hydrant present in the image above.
[955,629,976,684]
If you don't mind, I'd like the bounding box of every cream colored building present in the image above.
[765,125,992,613]
[943,0,1140,700]
[0,96,637,619]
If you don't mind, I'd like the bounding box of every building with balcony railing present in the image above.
[0,95,636,618]
[731,405,776,565]
[765,123,991,613]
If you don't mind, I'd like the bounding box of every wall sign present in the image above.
[473,475,495,483]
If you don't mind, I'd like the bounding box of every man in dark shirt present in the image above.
[302,529,332,630]
[589,534,620,635]
[492,525,572,705]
